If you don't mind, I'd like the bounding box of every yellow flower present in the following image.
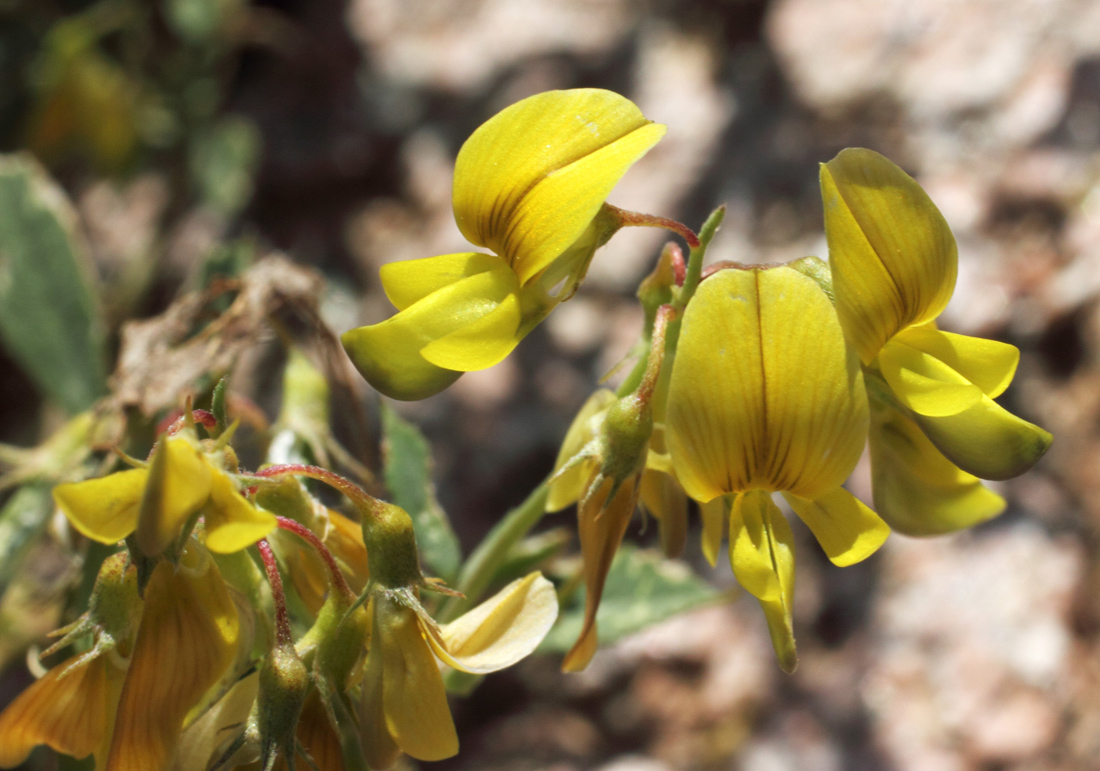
[53,430,275,556]
[821,148,1052,533]
[665,265,890,671]
[341,88,666,401]
[358,572,558,768]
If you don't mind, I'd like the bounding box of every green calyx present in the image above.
[257,642,310,771]
[361,501,424,589]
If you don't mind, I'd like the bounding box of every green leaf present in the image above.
[0,154,106,413]
[540,545,727,653]
[0,485,54,598]
[380,403,461,581]
[190,116,261,216]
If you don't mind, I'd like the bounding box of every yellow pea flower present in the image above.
[358,572,558,768]
[342,88,666,401]
[665,265,890,672]
[53,430,275,556]
[821,148,1052,533]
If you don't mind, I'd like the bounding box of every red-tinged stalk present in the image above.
[160,409,218,436]
[638,304,676,403]
[606,204,700,248]
[253,464,383,520]
[274,516,355,604]
[257,538,293,646]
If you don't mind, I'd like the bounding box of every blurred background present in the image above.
[0,0,1098,769]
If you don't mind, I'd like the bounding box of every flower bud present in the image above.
[361,502,423,589]
[257,642,310,771]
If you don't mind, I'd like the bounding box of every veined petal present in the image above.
[358,599,401,771]
[0,654,113,768]
[324,509,370,592]
[380,252,505,311]
[563,476,639,673]
[171,672,259,771]
[294,691,345,771]
[911,393,1052,481]
[107,543,239,771]
[136,437,213,556]
[699,495,729,568]
[639,468,688,559]
[375,599,458,762]
[878,339,982,417]
[783,488,890,567]
[453,89,665,285]
[341,267,521,401]
[868,391,1005,535]
[729,491,797,673]
[546,389,616,512]
[895,324,1019,398]
[666,266,868,502]
[54,468,147,545]
[424,572,557,674]
[822,148,957,363]
[203,470,277,553]
[420,291,522,370]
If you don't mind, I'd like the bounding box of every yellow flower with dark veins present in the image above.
[341,88,666,401]
[665,265,890,672]
[52,429,275,556]
[821,148,1052,534]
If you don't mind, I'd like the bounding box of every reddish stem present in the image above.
[667,243,686,286]
[159,410,218,436]
[638,304,677,403]
[275,516,354,603]
[257,538,293,646]
[607,205,700,248]
[253,464,382,521]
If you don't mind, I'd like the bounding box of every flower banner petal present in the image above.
[380,252,503,311]
[868,391,1005,535]
[912,394,1053,481]
[783,488,889,567]
[203,471,277,553]
[729,490,797,673]
[136,437,213,556]
[53,468,147,545]
[425,572,558,674]
[895,324,1019,399]
[821,148,957,363]
[453,89,665,284]
[878,339,983,417]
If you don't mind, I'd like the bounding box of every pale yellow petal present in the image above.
[380,252,505,311]
[699,495,729,568]
[895,323,1019,398]
[666,266,868,502]
[639,468,688,559]
[783,488,889,567]
[203,470,277,553]
[729,491,797,673]
[420,290,523,370]
[425,572,557,674]
[546,389,616,512]
[54,468,147,545]
[358,600,402,771]
[136,436,213,556]
[107,543,238,771]
[821,148,957,363]
[878,339,982,417]
[868,391,1005,535]
[453,89,665,284]
[377,599,459,762]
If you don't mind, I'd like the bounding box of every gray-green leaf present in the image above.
[381,403,461,582]
[0,154,107,413]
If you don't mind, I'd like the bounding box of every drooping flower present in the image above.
[820,148,1052,533]
[341,88,667,401]
[53,428,275,556]
[665,264,890,671]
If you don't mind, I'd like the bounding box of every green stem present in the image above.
[437,479,551,622]
[676,206,726,311]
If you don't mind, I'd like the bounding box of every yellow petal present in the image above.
[420,291,523,370]
[0,654,112,768]
[639,468,688,559]
[699,495,729,568]
[341,267,521,401]
[729,491,797,673]
[294,691,345,771]
[453,89,665,284]
[375,599,458,762]
[424,572,557,674]
[878,339,983,417]
[54,468,147,545]
[171,672,259,771]
[358,599,402,771]
[563,476,638,673]
[203,471,277,553]
[546,389,616,512]
[107,543,239,771]
[894,323,1019,398]
[666,266,868,502]
[821,148,957,364]
[868,391,1005,535]
[910,393,1053,481]
[136,436,213,556]
[380,252,506,311]
[324,509,370,593]
[782,488,890,567]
